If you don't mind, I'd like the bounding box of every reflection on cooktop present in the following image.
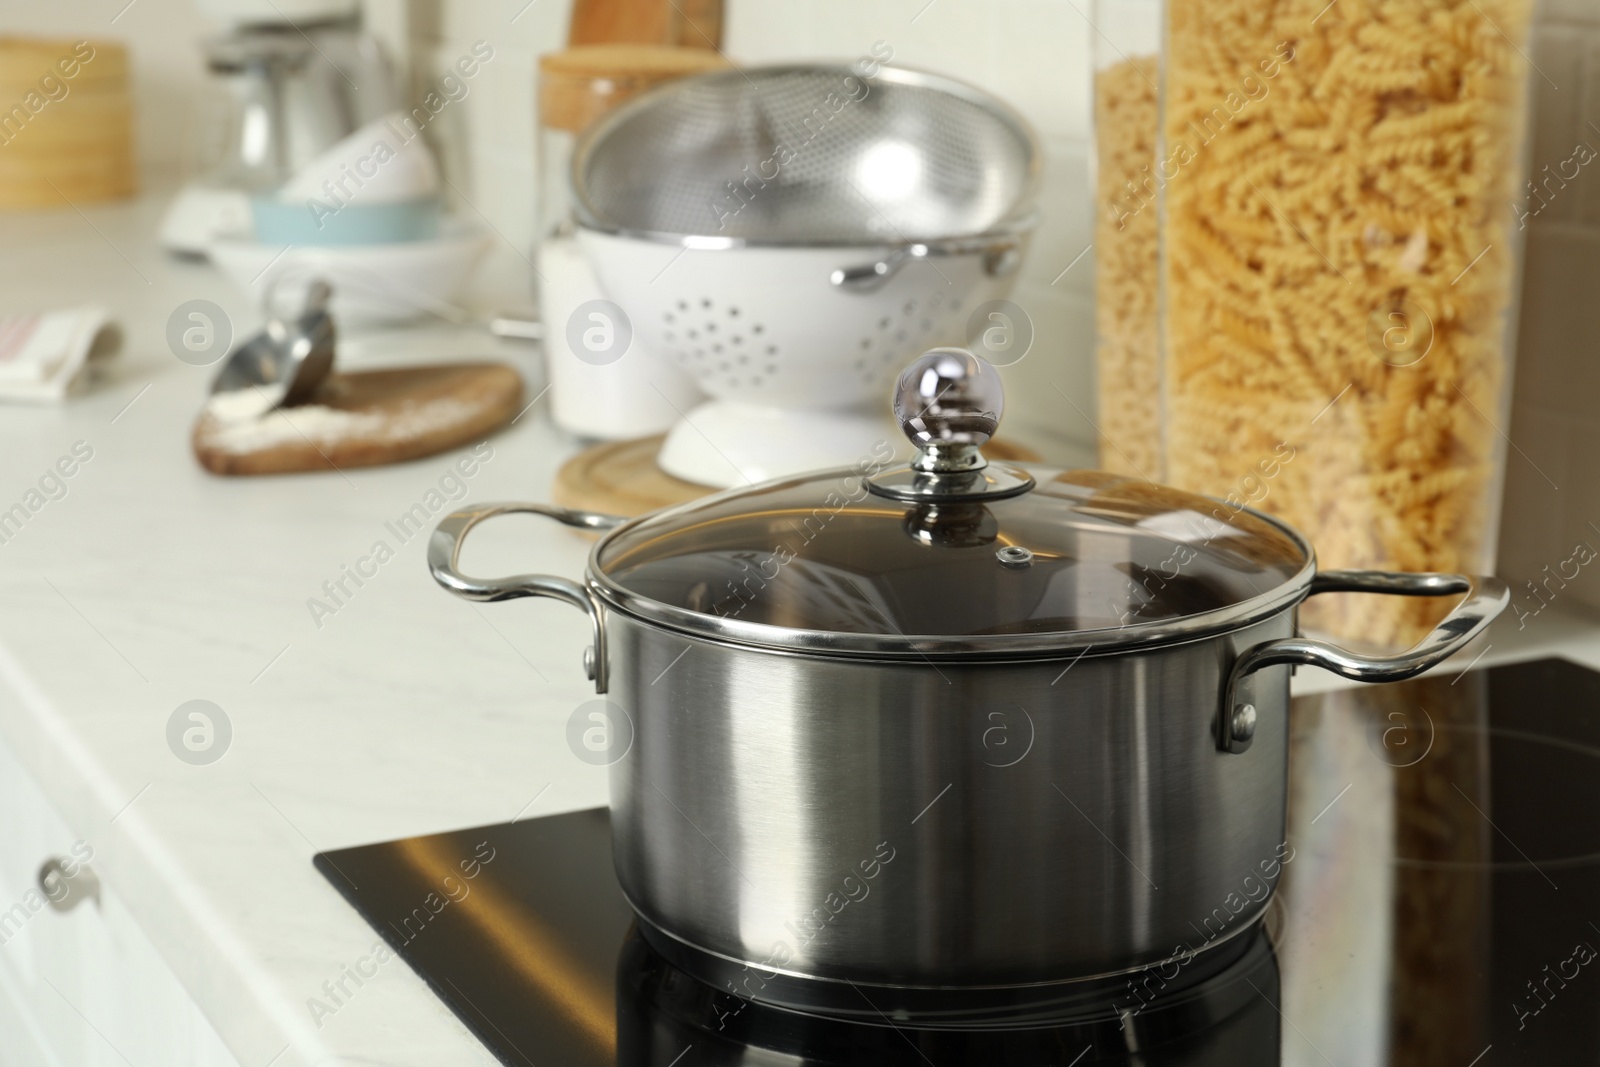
[314,657,1600,1065]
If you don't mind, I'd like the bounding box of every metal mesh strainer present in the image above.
[572,65,1039,244]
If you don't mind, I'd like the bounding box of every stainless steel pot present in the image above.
[429,349,1507,1017]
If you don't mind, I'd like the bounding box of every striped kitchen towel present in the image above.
[0,307,120,401]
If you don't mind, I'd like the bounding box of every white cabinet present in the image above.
[0,736,240,1067]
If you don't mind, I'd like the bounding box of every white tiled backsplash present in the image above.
[389,0,1097,455]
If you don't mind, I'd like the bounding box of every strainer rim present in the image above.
[570,62,1043,246]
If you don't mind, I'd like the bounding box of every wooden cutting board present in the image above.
[554,434,1043,517]
[193,363,523,476]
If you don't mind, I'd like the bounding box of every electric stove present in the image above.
[316,657,1600,1064]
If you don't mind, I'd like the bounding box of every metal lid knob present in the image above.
[894,348,1003,473]
[868,348,1034,503]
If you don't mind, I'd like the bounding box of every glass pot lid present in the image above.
[590,350,1314,657]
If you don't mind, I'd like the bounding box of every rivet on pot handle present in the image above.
[428,503,626,693]
[1219,570,1510,754]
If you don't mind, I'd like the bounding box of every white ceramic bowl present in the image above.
[278,111,442,207]
[196,0,358,23]
[208,221,491,325]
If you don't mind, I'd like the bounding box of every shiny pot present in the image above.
[430,350,1506,1018]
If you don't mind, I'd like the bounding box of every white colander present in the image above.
[572,64,1039,487]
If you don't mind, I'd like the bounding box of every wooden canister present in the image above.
[0,37,136,210]
[538,44,729,135]
[566,0,723,51]
[544,44,732,135]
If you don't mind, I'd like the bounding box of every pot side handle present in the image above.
[428,503,627,693]
[1218,570,1509,754]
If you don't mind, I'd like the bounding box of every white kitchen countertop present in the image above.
[0,192,1596,1067]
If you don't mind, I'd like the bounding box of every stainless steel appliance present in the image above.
[161,13,398,255]
[427,349,1507,1013]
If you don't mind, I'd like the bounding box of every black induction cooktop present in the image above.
[315,657,1600,1065]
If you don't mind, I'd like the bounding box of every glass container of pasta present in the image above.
[1093,0,1536,648]
[1091,0,1164,483]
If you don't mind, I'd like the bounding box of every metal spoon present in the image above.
[208,280,336,421]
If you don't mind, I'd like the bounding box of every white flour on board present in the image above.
[201,394,480,454]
